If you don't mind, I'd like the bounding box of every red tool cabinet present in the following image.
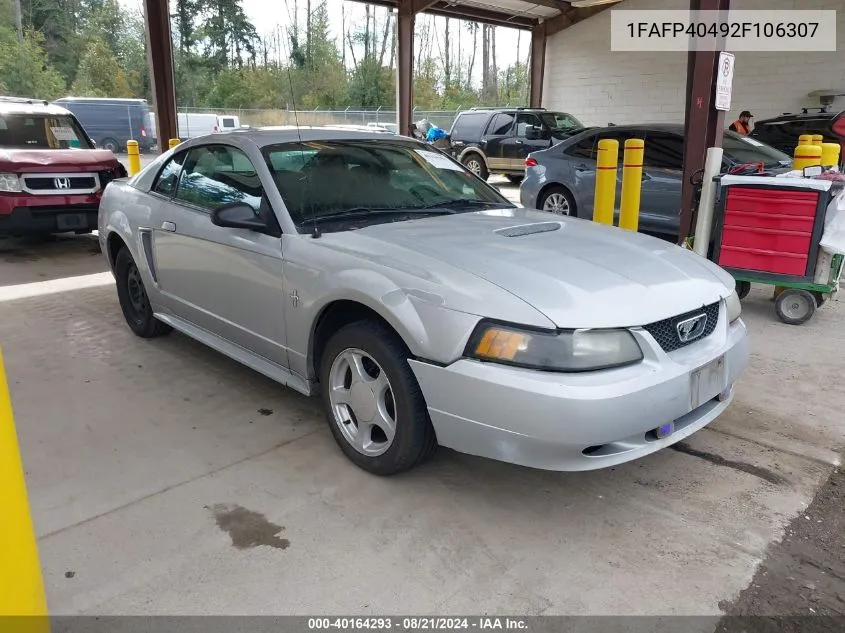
[713,182,830,281]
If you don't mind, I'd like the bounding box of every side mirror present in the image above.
[211,203,270,233]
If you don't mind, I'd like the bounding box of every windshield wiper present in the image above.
[307,207,457,225]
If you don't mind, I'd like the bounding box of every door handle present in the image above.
[514,139,524,145]
[161,221,176,232]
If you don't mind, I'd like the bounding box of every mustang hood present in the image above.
[359,209,734,329]
[0,149,120,173]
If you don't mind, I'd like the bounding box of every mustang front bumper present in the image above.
[409,304,748,471]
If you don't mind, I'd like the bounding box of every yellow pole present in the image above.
[812,134,824,147]
[798,134,814,146]
[169,138,181,150]
[619,138,644,232]
[126,140,141,176]
[793,144,822,171]
[593,138,619,226]
[820,142,841,168]
[0,348,48,626]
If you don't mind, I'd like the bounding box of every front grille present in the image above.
[24,176,97,191]
[642,302,720,353]
[20,172,100,195]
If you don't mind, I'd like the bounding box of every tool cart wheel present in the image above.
[735,281,751,300]
[775,289,816,325]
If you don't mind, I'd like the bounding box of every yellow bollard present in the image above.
[126,140,141,176]
[820,142,841,168]
[793,144,822,171]
[798,134,814,146]
[812,134,824,147]
[169,138,181,150]
[619,138,645,232]
[593,138,619,226]
[0,348,48,625]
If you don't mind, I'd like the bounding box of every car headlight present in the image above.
[726,290,742,323]
[0,173,22,193]
[465,322,643,372]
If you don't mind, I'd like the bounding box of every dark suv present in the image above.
[751,108,845,156]
[448,107,584,181]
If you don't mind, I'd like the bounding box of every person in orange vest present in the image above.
[729,110,753,135]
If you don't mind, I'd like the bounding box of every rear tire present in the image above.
[461,153,489,181]
[506,174,524,184]
[538,185,575,216]
[319,320,437,475]
[101,138,120,153]
[115,248,172,338]
[775,289,816,325]
[736,281,751,300]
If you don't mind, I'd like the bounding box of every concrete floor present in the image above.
[2,191,844,616]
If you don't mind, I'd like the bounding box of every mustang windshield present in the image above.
[0,113,93,149]
[262,140,511,227]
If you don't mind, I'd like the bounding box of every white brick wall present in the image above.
[542,0,845,127]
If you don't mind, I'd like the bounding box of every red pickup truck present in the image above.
[0,96,127,236]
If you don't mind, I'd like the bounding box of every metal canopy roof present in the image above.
[364,0,613,31]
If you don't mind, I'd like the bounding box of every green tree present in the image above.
[198,0,258,70]
[70,37,132,97]
[0,26,66,98]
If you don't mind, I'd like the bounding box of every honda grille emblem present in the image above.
[54,177,71,190]
[676,314,707,343]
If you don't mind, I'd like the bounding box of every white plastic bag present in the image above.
[819,186,845,256]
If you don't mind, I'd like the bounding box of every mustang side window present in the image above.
[174,145,265,213]
[152,151,187,197]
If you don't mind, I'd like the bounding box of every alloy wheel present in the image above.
[543,192,571,215]
[328,348,397,457]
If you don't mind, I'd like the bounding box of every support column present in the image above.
[396,0,415,137]
[678,0,730,244]
[529,23,546,108]
[143,0,178,153]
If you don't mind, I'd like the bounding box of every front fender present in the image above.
[286,264,483,382]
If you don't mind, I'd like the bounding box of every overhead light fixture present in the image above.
[570,0,624,8]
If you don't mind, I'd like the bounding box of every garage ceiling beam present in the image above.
[519,0,571,11]
[545,4,607,36]
[365,0,537,29]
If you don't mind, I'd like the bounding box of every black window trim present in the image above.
[641,130,684,171]
[484,112,516,137]
[149,148,190,202]
[513,112,544,138]
[563,131,599,160]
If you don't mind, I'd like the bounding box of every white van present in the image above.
[216,114,241,131]
[177,113,218,139]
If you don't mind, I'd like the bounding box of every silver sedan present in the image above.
[98,127,748,475]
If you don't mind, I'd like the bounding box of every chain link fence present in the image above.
[174,107,469,131]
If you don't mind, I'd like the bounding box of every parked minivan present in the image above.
[53,97,155,153]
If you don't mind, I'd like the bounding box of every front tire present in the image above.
[538,185,575,216]
[319,320,437,475]
[461,153,489,181]
[506,174,523,184]
[115,248,172,338]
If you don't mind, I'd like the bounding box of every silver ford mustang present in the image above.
[98,127,748,475]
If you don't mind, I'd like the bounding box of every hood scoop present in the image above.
[495,222,562,238]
